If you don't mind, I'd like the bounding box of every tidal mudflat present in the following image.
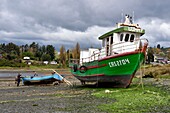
[0,76,169,113]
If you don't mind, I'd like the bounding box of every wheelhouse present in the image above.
[76,15,146,64]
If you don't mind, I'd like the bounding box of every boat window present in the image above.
[111,36,113,44]
[102,39,105,47]
[125,34,129,42]
[120,34,124,41]
[130,34,135,42]
[102,40,104,47]
[107,37,109,42]
[106,37,109,45]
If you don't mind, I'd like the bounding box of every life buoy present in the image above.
[79,66,87,73]
[73,64,77,72]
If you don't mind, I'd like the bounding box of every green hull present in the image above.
[70,51,145,87]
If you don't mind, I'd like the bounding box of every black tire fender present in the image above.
[79,66,87,73]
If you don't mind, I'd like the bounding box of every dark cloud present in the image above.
[0,0,170,50]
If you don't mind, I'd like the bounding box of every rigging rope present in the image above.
[135,43,146,89]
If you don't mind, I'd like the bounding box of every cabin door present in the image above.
[106,36,113,56]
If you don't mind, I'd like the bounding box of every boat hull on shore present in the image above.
[71,49,147,88]
[21,74,63,85]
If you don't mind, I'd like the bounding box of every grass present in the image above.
[91,84,170,113]
[143,64,170,79]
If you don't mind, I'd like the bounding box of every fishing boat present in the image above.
[69,14,148,88]
[21,74,63,85]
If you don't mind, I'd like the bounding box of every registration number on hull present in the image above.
[108,58,130,67]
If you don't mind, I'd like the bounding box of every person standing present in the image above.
[16,73,22,87]
[33,71,38,76]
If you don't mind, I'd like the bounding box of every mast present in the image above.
[121,10,124,23]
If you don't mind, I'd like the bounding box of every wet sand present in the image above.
[0,75,169,113]
[0,76,111,113]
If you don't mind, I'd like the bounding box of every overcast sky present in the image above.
[0,0,170,50]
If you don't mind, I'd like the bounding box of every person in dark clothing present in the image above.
[33,71,38,76]
[16,73,22,87]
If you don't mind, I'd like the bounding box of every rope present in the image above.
[139,62,144,89]
[135,45,145,89]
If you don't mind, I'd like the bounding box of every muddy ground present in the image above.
[0,76,114,113]
[0,76,169,113]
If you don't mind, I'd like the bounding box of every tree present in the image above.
[36,45,46,61]
[22,52,34,59]
[74,42,80,59]
[20,45,25,57]
[54,50,59,62]
[35,51,42,61]
[147,47,154,63]
[3,43,20,60]
[46,45,55,61]
[41,54,51,61]
[34,44,43,61]
[24,44,29,52]
[0,43,6,54]
[72,42,80,59]
[66,49,70,63]
[167,48,170,59]
[41,45,46,53]
[5,42,20,56]
[157,44,161,49]
[29,42,38,55]
[59,45,66,66]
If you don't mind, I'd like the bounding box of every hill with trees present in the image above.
[147,44,170,64]
[0,42,80,68]
[1,42,169,68]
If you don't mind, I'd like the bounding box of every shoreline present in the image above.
[0,77,169,112]
[0,68,72,78]
[0,68,70,71]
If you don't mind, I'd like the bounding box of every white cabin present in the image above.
[79,15,146,63]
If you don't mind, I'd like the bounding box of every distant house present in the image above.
[153,54,168,63]
[43,61,48,65]
[50,61,57,65]
[23,57,30,60]
[23,56,31,65]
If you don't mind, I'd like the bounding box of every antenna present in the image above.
[121,9,124,23]
[133,11,135,23]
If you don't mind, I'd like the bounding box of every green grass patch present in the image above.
[159,74,170,79]
[92,85,170,113]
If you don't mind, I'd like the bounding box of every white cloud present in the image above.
[137,17,170,47]
[0,24,113,50]
[52,25,112,49]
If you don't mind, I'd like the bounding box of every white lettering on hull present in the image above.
[108,58,130,67]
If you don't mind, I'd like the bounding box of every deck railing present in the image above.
[70,38,148,65]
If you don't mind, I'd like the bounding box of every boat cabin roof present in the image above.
[98,26,145,40]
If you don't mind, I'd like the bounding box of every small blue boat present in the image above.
[21,74,63,85]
